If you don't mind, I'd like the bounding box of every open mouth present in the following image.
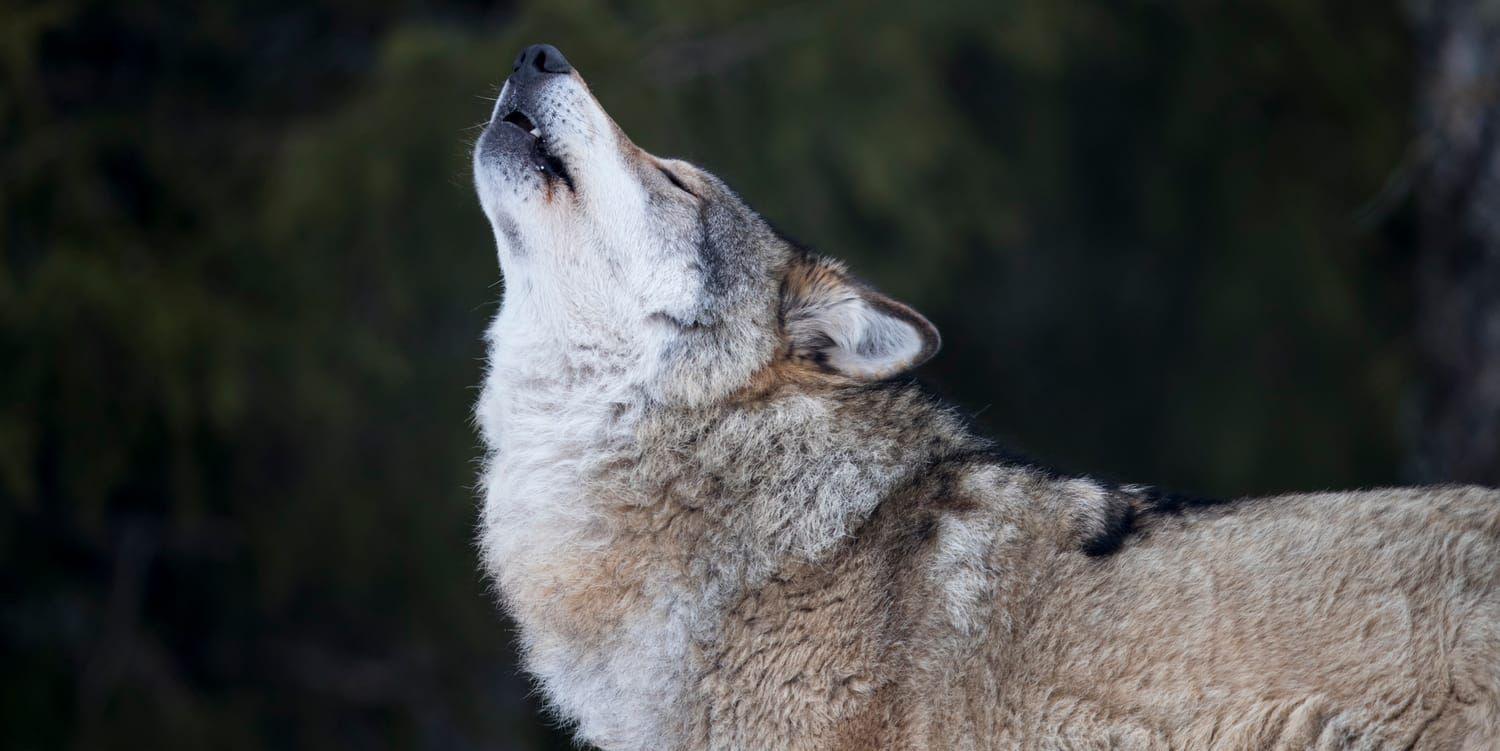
[498,108,574,191]
[501,110,541,139]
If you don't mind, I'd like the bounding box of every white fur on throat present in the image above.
[473,72,716,748]
[477,303,687,748]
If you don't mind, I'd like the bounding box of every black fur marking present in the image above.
[1079,486,1231,556]
[1078,497,1139,557]
[660,166,695,197]
[1131,486,1228,516]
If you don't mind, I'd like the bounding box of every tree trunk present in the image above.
[1411,0,1500,486]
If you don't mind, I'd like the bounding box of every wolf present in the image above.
[471,44,1500,750]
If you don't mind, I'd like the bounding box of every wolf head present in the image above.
[473,44,940,404]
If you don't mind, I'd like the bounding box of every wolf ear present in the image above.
[782,258,940,380]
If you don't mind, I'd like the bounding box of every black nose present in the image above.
[511,44,572,83]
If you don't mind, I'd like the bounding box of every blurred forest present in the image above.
[2,0,1496,749]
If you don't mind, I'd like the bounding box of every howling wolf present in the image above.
[471,44,1500,750]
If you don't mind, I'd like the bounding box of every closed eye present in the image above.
[659,167,695,198]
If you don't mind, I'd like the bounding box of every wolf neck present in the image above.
[477,299,672,749]
[478,303,961,749]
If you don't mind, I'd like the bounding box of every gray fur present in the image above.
[471,54,1500,750]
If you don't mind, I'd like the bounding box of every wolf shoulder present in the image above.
[990,475,1500,559]
[1109,482,1500,556]
[898,465,1500,612]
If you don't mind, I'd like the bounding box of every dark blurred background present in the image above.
[4,0,1498,748]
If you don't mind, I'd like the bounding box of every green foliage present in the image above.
[2,0,1413,748]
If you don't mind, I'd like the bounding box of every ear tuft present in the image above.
[782,257,940,380]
